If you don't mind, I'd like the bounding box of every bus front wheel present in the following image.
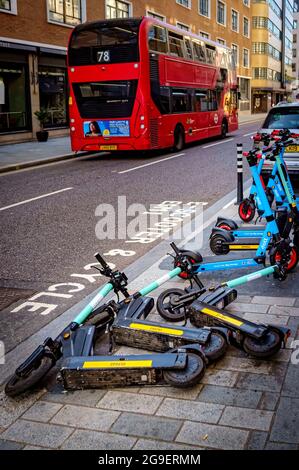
[173,125,185,152]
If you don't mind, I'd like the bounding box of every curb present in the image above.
[0,151,107,174]
[0,152,83,174]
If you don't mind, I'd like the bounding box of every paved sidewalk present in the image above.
[0,113,266,173]
[0,200,298,451]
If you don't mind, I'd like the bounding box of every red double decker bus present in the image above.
[68,17,238,153]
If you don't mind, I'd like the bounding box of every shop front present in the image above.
[0,41,68,144]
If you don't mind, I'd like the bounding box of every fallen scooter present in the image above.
[157,248,291,359]
[5,251,232,397]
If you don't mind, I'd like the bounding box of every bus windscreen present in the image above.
[69,20,141,66]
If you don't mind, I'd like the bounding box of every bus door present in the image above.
[207,90,220,137]
[194,89,209,139]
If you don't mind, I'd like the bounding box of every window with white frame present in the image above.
[48,0,84,25]
[199,31,210,39]
[243,16,249,37]
[176,0,191,8]
[147,11,165,21]
[231,9,239,32]
[243,48,249,67]
[217,38,226,45]
[0,0,17,14]
[232,43,238,65]
[217,1,226,26]
[243,0,250,6]
[106,0,131,19]
[177,22,190,31]
[199,0,210,17]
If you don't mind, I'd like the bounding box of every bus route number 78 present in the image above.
[97,51,111,63]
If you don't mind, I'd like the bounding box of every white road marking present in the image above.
[203,138,234,149]
[117,153,185,174]
[0,187,73,212]
[243,132,256,137]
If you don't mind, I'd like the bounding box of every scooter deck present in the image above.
[112,318,211,351]
[60,353,187,390]
[189,301,267,339]
[113,296,211,351]
[199,288,237,309]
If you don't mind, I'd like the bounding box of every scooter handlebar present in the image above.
[94,252,110,271]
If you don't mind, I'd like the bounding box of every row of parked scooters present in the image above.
[5,129,299,397]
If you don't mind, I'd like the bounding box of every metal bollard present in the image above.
[237,143,243,204]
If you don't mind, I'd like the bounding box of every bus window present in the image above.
[160,87,171,114]
[206,46,216,65]
[169,32,184,57]
[208,90,218,111]
[184,38,193,60]
[148,25,168,54]
[172,89,191,113]
[195,90,208,112]
[192,41,206,63]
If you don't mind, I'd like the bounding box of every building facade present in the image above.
[0,1,292,143]
[292,0,299,98]
[251,0,294,114]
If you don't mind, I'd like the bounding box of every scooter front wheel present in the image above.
[156,288,186,322]
[270,246,299,273]
[238,198,256,223]
[202,331,228,363]
[243,330,281,359]
[163,352,206,388]
[5,356,54,398]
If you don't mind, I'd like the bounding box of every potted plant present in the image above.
[34,108,49,142]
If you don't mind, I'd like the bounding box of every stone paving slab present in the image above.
[197,385,262,409]
[246,431,268,450]
[219,406,273,431]
[156,398,224,424]
[176,421,249,450]
[22,401,63,423]
[270,397,299,444]
[111,413,182,441]
[51,404,120,432]
[96,391,163,415]
[252,296,296,307]
[1,419,73,449]
[133,439,202,451]
[61,429,136,450]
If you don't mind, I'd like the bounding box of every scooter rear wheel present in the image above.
[163,352,206,388]
[209,234,230,255]
[243,330,281,359]
[156,288,186,322]
[202,331,228,363]
[238,199,256,223]
[5,356,53,398]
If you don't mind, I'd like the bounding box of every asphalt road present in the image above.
[0,120,263,352]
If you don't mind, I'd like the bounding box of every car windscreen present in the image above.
[263,107,299,129]
[69,20,141,66]
[73,80,138,119]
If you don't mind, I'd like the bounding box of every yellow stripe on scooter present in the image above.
[83,360,153,369]
[229,245,260,250]
[130,323,184,336]
[201,308,244,327]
